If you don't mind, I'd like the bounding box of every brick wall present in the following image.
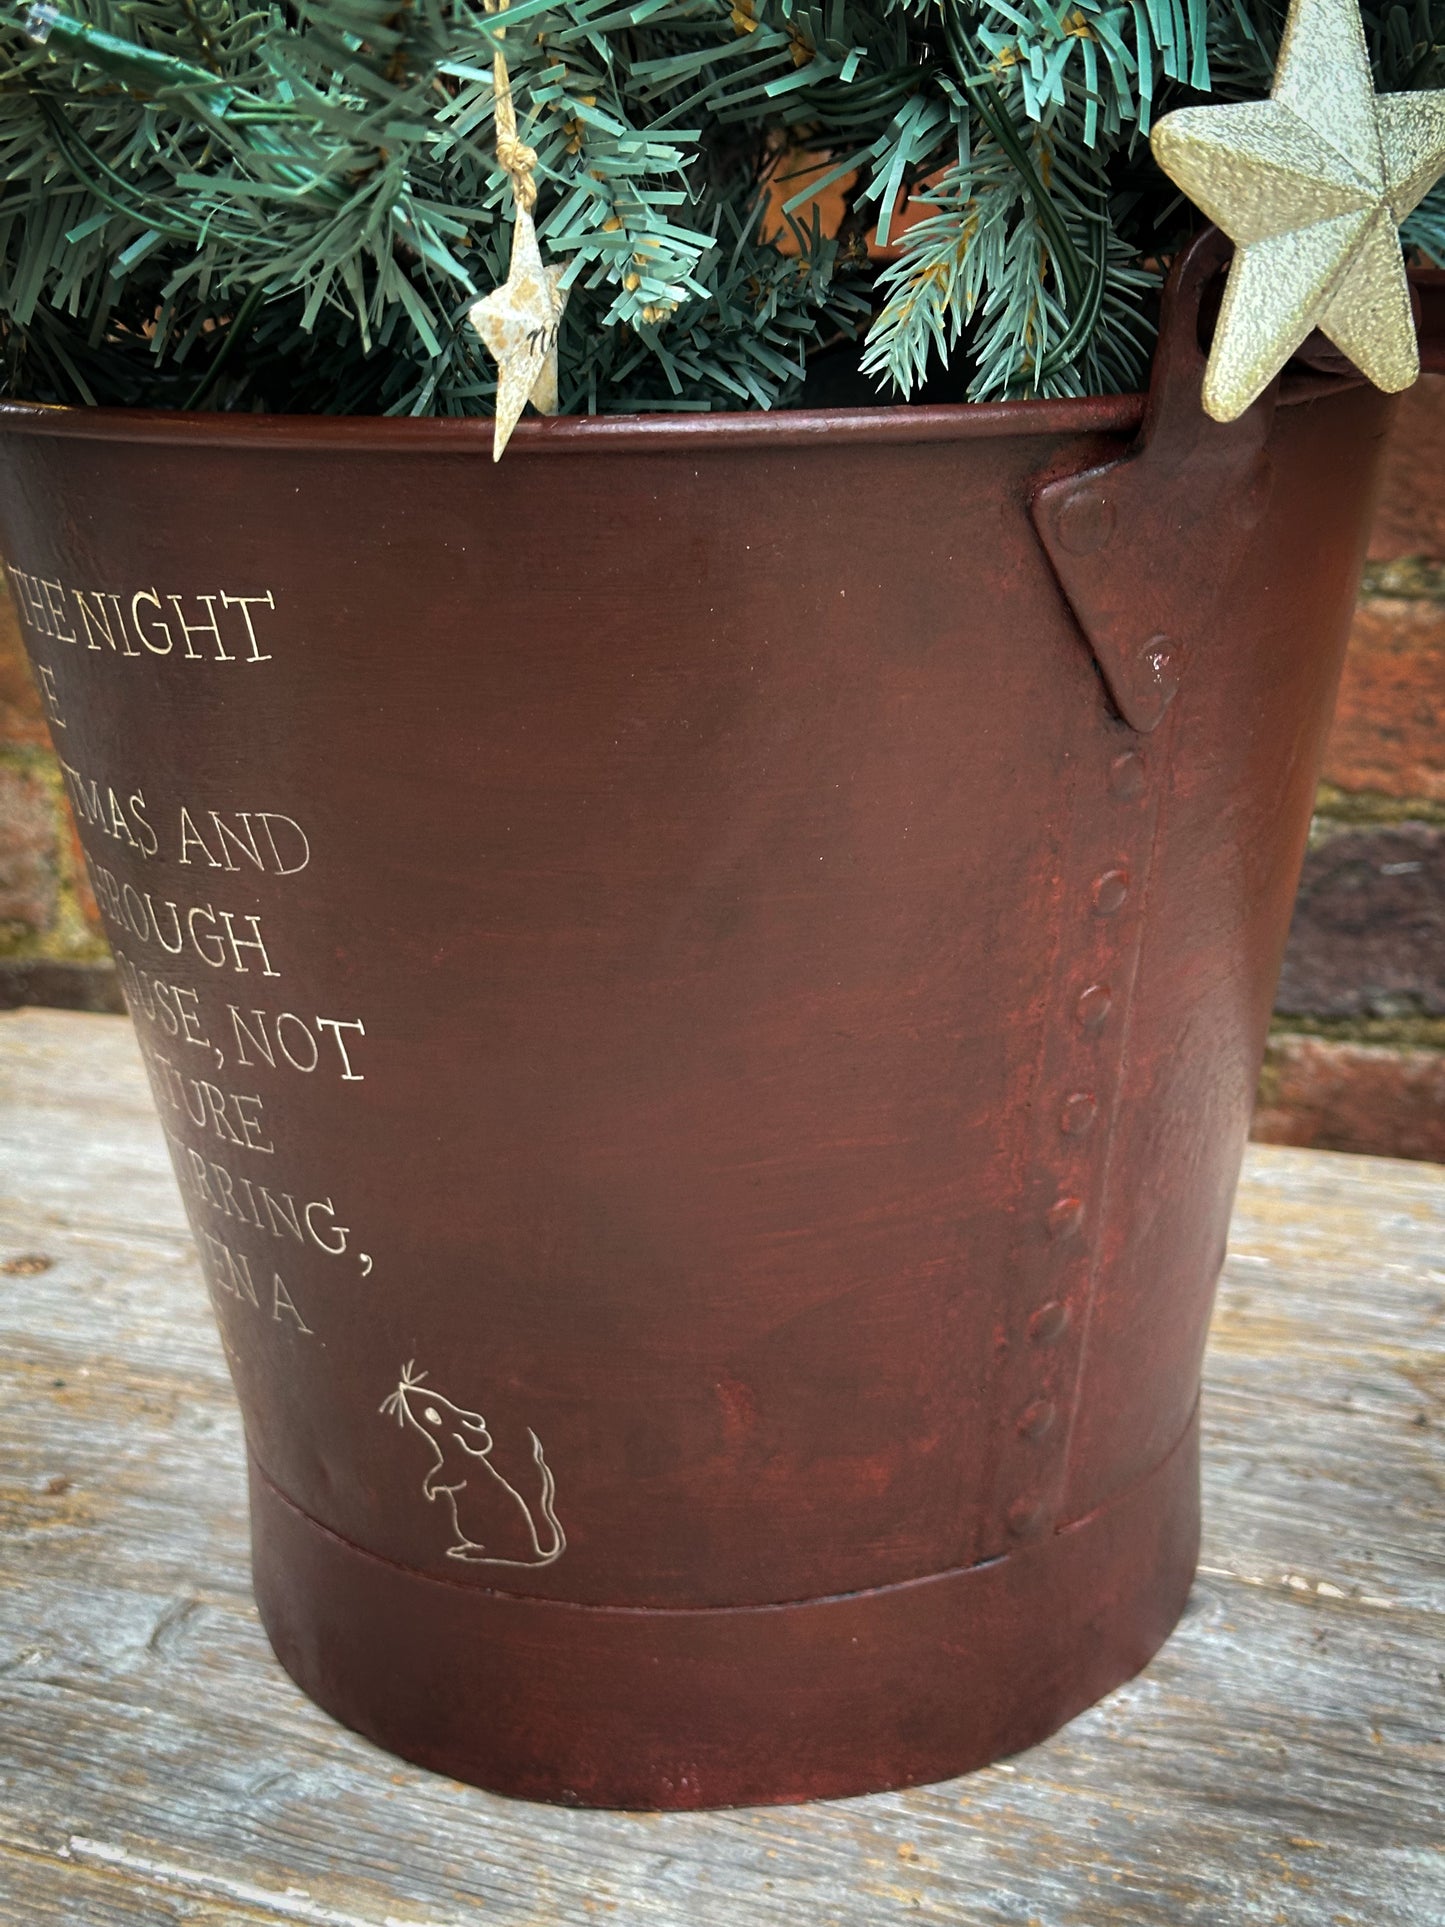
[1252,375,1445,1162]
[2,386,1442,1155]
[0,593,118,1011]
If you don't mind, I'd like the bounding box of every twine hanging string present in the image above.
[470,0,566,458]
[485,0,537,214]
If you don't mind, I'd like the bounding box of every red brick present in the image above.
[64,809,103,935]
[0,765,58,934]
[1276,824,1444,1017]
[1368,374,1445,561]
[1322,597,1445,801]
[0,958,122,1012]
[1252,1035,1445,1163]
[0,585,50,751]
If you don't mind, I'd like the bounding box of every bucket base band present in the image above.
[249,1413,1200,1810]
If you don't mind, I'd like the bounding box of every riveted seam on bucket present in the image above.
[1053,705,1182,1509]
[1053,1396,1201,1546]
[978,691,1181,1542]
[967,704,1084,1553]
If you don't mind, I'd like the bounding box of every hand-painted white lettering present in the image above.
[229,1006,366,1081]
[34,663,65,726]
[142,1045,275,1154]
[59,762,157,856]
[4,562,278,664]
[219,591,275,663]
[162,1128,351,1258]
[198,1226,260,1307]
[40,579,76,645]
[72,588,142,655]
[6,563,51,635]
[167,594,231,661]
[305,1199,350,1255]
[177,809,213,868]
[215,910,278,976]
[86,859,281,977]
[274,1013,318,1072]
[131,590,173,655]
[316,1017,365,1081]
[114,951,212,1049]
[178,808,310,875]
[0,565,382,1357]
[271,1273,312,1331]
[196,1227,313,1334]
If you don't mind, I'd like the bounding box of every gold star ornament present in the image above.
[1150,0,1445,421]
[469,206,568,462]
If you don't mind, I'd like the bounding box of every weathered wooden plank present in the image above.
[2,1563,1441,1914]
[1,1009,1442,1927]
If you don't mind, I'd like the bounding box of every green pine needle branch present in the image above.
[0,0,1439,415]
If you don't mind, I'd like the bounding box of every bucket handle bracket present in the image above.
[1029,229,1277,734]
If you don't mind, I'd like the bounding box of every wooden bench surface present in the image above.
[1,1008,1441,1926]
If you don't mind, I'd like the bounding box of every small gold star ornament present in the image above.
[1151,0,1445,421]
[468,0,567,460]
[468,208,568,462]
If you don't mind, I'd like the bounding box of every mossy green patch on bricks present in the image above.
[0,745,109,964]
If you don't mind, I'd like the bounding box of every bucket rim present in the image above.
[0,364,1368,454]
[0,391,1148,454]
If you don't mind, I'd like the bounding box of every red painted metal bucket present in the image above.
[0,237,1403,1806]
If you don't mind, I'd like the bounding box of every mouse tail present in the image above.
[452,1432,567,1567]
[528,1429,566,1566]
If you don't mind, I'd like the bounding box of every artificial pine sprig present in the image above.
[0,0,1441,416]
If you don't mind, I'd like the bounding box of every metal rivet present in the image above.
[1076,983,1112,1031]
[1030,1300,1070,1345]
[1017,1399,1057,1441]
[1133,636,1181,732]
[1092,868,1129,915]
[1236,451,1275,531]
[1109,751,1145,798]
[1007,1496,1048,1538]
[1046,1195,1084,1241]
[1060,1092,1097,1137]
[1055,491,1116,557]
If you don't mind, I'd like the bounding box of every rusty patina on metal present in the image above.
[0,237,1418,1807]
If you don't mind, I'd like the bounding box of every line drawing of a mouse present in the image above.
[380,1361,566,1567]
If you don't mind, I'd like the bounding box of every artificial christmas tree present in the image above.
[0,0,1442,1809]
[3,0,1441,416]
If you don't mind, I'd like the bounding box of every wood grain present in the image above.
[1,1009,1442,1926]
